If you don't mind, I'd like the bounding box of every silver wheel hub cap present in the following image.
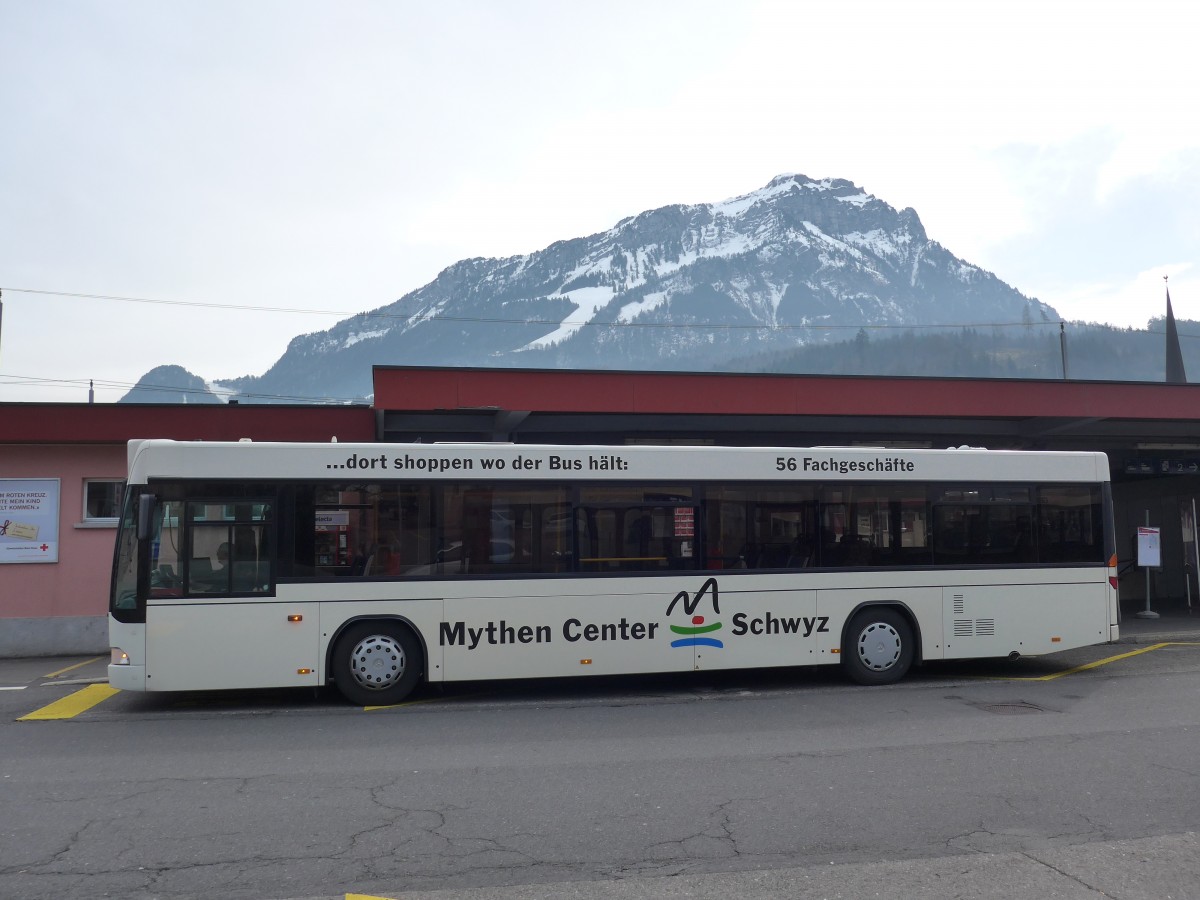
[857,622,901,671]
[350,635,406,691]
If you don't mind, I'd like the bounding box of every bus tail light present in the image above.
[1108,554,1119,591]
[111,648,130,666]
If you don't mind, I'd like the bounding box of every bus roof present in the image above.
[126,440,1111,485]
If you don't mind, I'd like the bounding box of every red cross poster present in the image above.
[0,479,60,563]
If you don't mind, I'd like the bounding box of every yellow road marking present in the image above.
[42,656,104,679]
[1000,641,1200,681]
[347,894,396,900]
[17,684,120,721]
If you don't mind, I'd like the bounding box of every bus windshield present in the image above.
[110,489,139,617]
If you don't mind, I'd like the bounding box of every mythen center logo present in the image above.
[666,577,724,649]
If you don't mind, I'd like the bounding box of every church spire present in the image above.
[1165,275,1187,384]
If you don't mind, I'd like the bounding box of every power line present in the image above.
[0,373,365,405]
[6,286,1194,338]
[3,287,347,316]
[2,285,1076,333]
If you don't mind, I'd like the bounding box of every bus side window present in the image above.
[1038,485,1102,563]
[185,500,272,594]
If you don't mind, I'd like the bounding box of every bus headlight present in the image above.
[110,648,130,666]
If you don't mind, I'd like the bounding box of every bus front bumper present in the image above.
[108,662,146,692]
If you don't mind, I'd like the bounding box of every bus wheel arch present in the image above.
[840,603,919,686]
[329,617,425,706]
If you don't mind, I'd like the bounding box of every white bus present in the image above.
[109,440,1119,705]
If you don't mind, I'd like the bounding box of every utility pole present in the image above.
[1059,321,1069,380]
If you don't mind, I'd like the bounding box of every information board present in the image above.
[1137,526,1162,568]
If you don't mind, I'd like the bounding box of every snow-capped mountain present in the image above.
[128,174,1058,402]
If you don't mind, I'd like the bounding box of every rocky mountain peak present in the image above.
[123,174,1055,403]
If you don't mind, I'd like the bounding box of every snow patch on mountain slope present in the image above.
[617,291,668,322]
[206,381,239,402]
[713,178,799,218]
[525,285,616,348]
[843,229,903,259]
[836,192,872,207]
[343,328,388,349]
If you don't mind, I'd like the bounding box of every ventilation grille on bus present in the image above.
[953,618,996,637]
[952,594,996,637]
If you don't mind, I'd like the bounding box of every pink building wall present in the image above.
[0,402,378,658]
[2,443,126,655]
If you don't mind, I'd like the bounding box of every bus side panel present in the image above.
[942,578,1110,660]
[441,593,695,681]
[145,601,320,691]
[693,590,818,672]
[816,587,945,661]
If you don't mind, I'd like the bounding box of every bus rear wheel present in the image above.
[842,607,915,685]
[332,622,422,706]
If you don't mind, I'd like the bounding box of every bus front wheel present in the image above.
[842,607,915,685]
[332,622,422,706]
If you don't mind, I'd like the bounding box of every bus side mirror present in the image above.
[137,495,156,542]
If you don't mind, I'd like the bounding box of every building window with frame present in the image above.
[83,479,125,524]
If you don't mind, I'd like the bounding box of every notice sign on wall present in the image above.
[0,479,60,564]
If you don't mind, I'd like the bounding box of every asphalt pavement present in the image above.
[6,613,1200,900]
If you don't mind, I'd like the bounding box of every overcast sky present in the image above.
[2,0,1198,402]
